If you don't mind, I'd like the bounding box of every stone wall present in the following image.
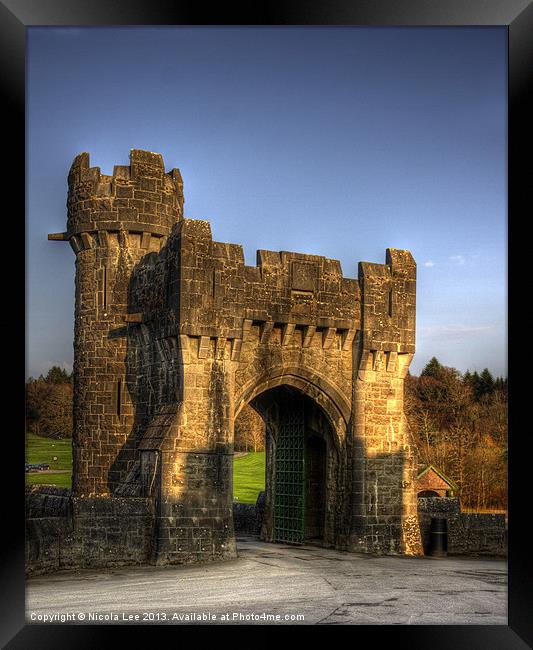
[233,491,266,536]
[417,497,507,556]
[232,496,507,558]
[25,486,155,576]
[233,503,261,536]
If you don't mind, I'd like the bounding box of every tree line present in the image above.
[26,366,73,438]
[405,357,507,511]
[25,365,268,448]
[26,360,508,512]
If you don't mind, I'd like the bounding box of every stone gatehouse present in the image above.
[44,149,423,568]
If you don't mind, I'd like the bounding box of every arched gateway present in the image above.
[48,150,423,567]
[246,385,339,547]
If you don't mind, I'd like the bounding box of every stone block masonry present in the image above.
[42,148,425,571]
[25,486,155,576]
[64,150,184,497]
[418,497,507,556]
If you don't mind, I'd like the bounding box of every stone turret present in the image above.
[49,149,184,495]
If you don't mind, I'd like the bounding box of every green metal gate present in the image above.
[273,398,305,544]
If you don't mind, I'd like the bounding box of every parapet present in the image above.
[165,217,362,341]
[358,248,416,354]
[64,150,184,250]
[164,218,416,358]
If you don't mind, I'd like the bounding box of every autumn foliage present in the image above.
[25,360,507,512]
[234,404,265,452]
[25,366,73,439]
[405,358,507,511]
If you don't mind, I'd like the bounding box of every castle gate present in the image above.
[243,385,337,546]
[49,149,424,567]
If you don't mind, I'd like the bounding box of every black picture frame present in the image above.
[4,0,530,647]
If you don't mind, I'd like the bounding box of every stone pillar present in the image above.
[153,334,237,564]
[350,249,423,555]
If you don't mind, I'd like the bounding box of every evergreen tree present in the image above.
[494,375,507,394]
[467,371,482,401]
[420,357,444,379]
[45,366,72,384]
[479,368,495,395]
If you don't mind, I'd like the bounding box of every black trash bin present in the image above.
[428,517,448,557]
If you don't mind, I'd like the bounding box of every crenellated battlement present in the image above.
[61,150,184,253]
[358,248,416,354]
[67,150,184,201]
[162,217,415,357]
[166,217,360,340]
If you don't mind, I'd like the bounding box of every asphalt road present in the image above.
[26,537,507,625]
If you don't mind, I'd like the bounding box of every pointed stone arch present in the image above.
[234,365,350,447]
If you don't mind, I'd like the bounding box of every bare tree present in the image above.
[404,361,507,511]
[234,404,265,452]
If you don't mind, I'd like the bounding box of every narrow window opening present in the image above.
[103,266,108,308]
[116,379,122,417]
[388,288,393,317]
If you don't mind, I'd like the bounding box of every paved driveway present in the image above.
[26,537,507,625]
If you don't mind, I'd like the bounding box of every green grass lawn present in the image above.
[25,433,265,499]
[25,432,72,488]
[233,451,265,504]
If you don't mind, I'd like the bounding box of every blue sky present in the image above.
[27,27,507,379]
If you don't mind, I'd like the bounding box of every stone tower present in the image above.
[48,149,422,569]
[50,150,184,495]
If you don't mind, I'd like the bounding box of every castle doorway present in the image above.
[248,385,331,546]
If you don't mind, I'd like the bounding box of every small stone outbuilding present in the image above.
[416,464,458,498]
